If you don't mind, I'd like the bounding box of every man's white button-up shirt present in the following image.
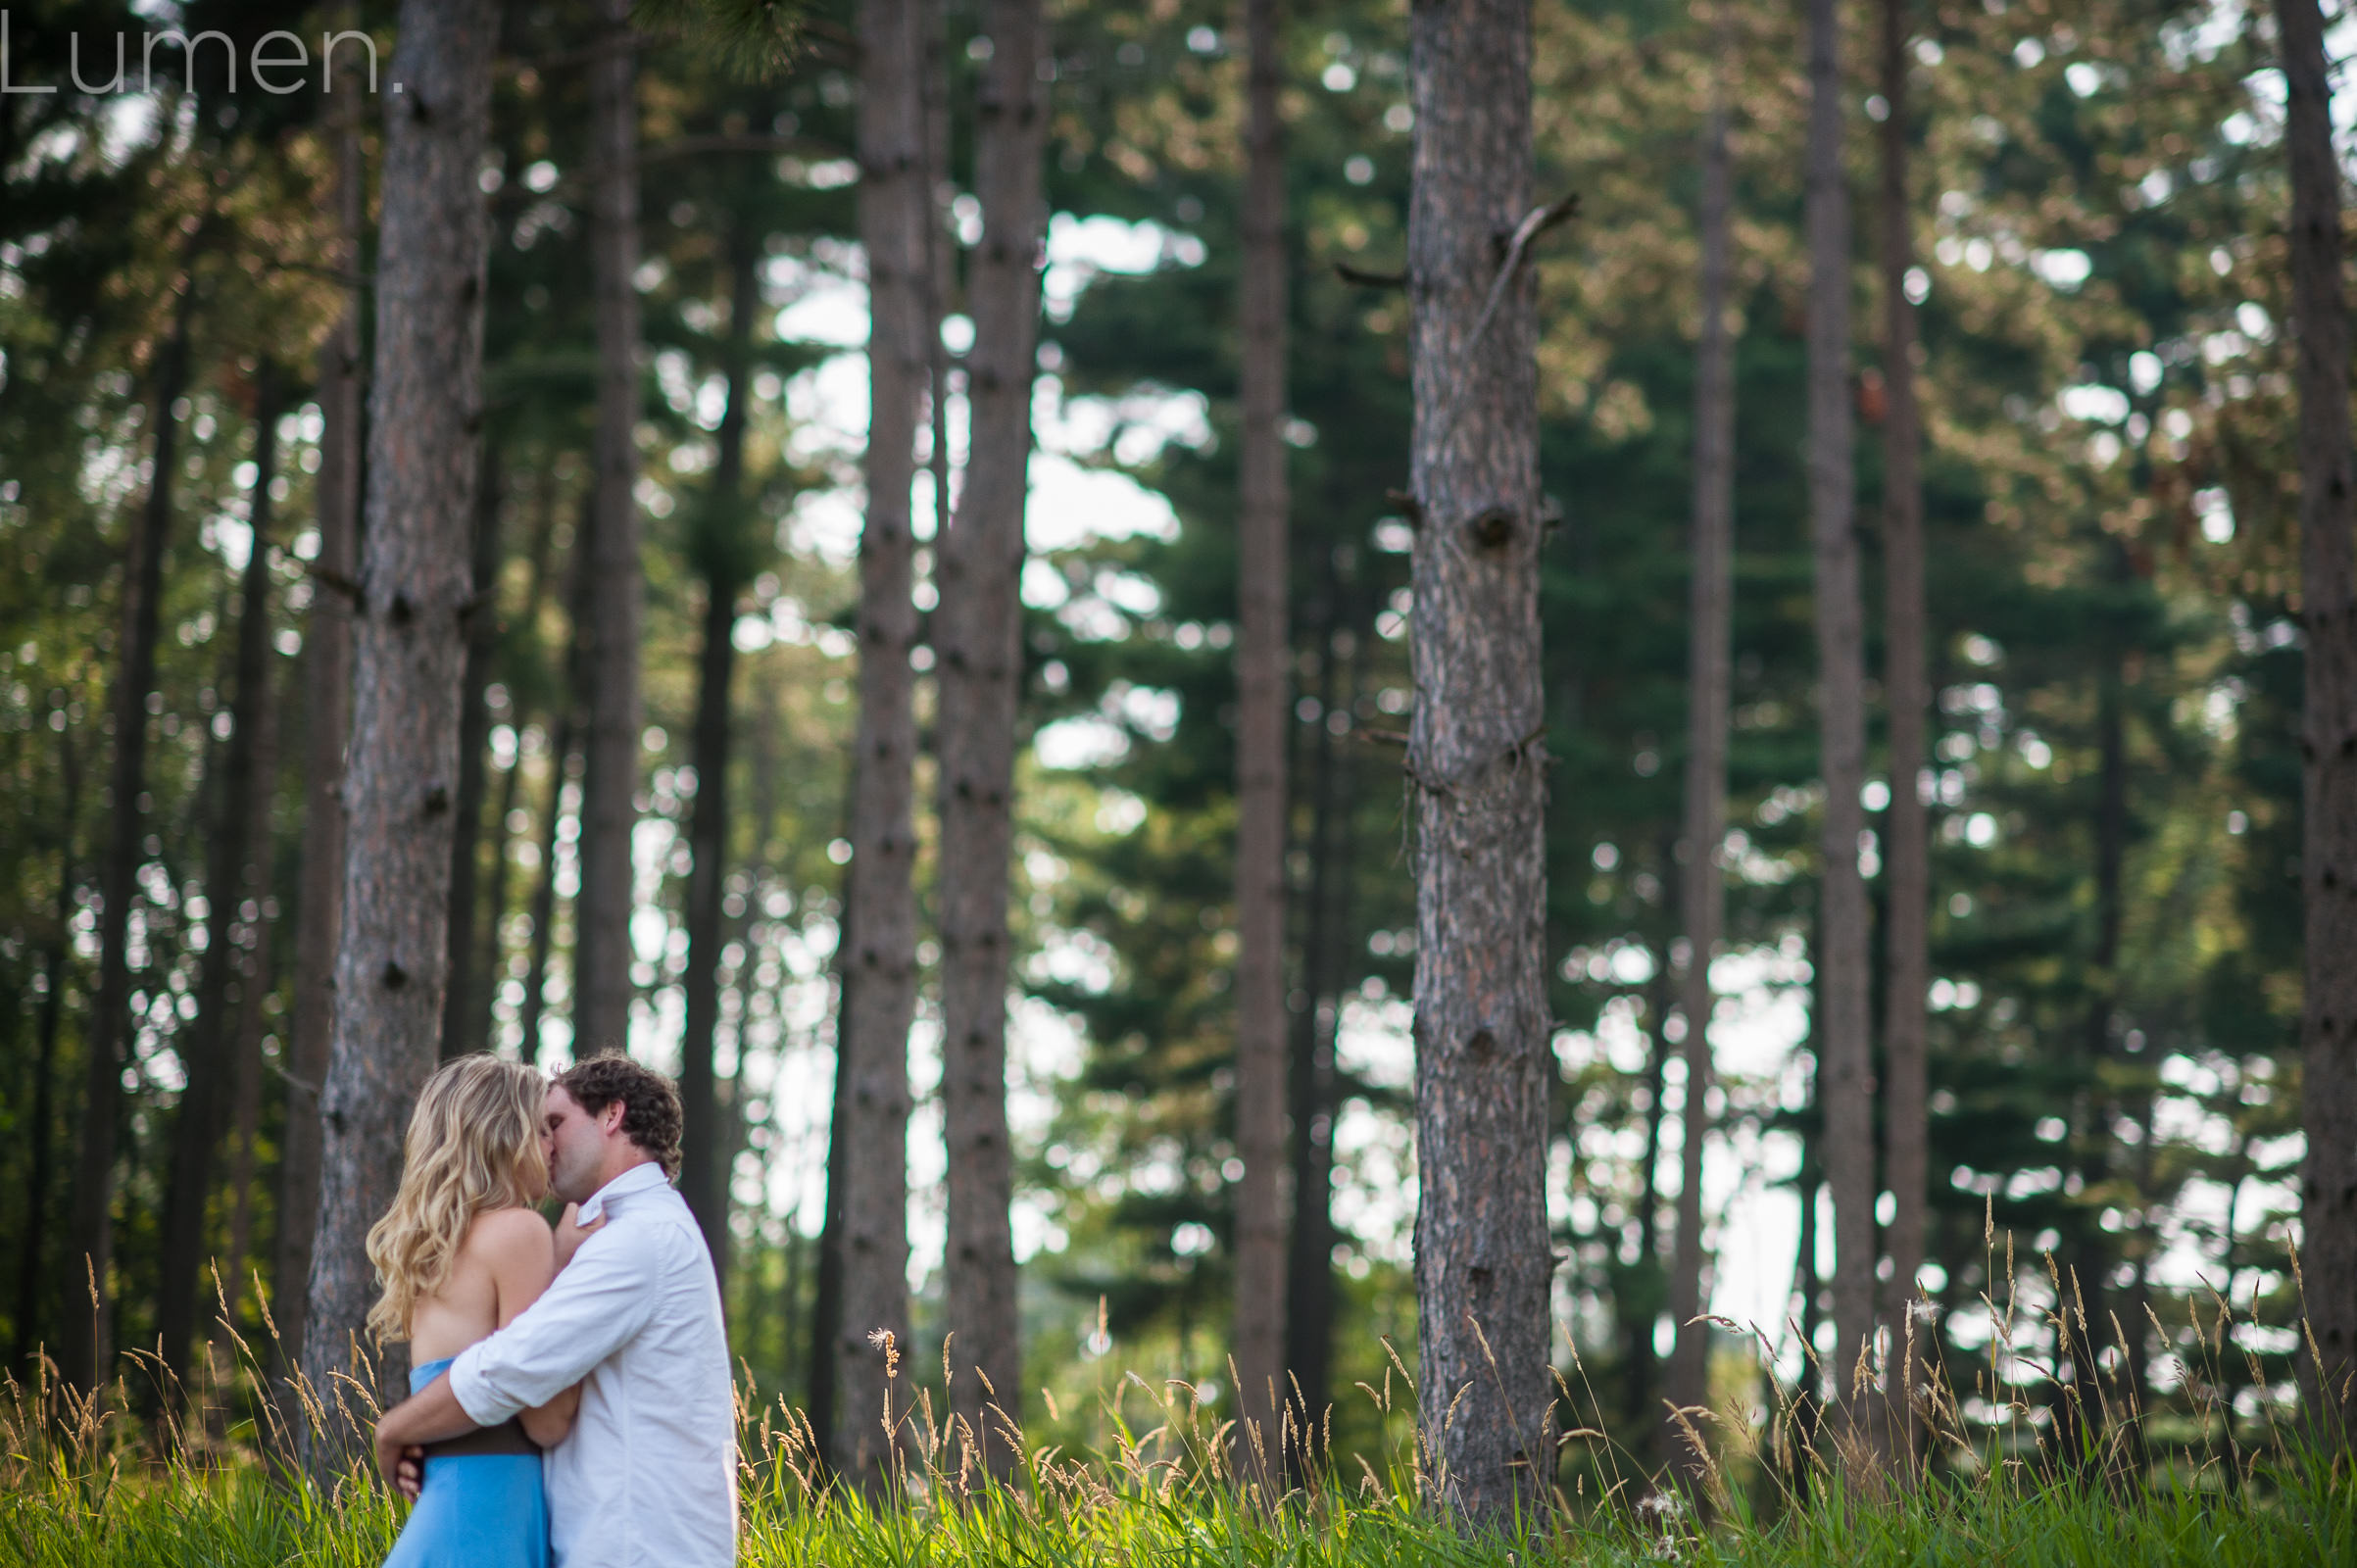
[450,1160,736,1567]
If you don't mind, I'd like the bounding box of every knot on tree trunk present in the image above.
[1467,506,1516,550]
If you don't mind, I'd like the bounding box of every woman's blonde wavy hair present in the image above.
[366,1054,549,1341]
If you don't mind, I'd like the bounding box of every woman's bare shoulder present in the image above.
[464,1204,555,1259]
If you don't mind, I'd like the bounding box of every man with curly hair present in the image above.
[371,1055,735,1566]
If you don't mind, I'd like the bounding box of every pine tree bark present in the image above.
[574,0,645,1059]
[679,224,761,1281]
[1876,0,1931,1476]
[278,40,365,1375]
[2280,0,2357,1444]
[1404,0,1551,1523]
[441,445,506,1060]
[936,0,1047,1481]
[1803,0,1880,1459]
[832,0,928,1488]
[300,0,497,1473]
[158,367,284,1392]
[1667,72,1736,1464]
[1230,0,1292,1481]
[63,276,194,1394]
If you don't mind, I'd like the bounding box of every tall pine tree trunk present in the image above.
[937,0,1056,1466]
[471,483,563,1059]
[219,571,286,1341]
[2121,1084,2156,1467]
[219,867,277,1341]
[441,445,506,1060]
[476,741,522,1046]
[679,223,761,1280]
[1284,545,1360,1467]
[466,472,564,1058]
[158,367,283,1393]
[520,518,590,1066]
[831,0,928,1486]
[2060,616,2126,1468]
[1667,69,1735,1463]
[516,714,576,1064]
[575,0,645,1059]
[277,68,364,1370]
[64,276,194,1394]
[14,719,79,1372]
[300,0,497,1472]
[738,683,790,1360]
[1403,0,1550,1522]
[937,0,1046,1479]
[806,884,851,1465]
[1230,0,1292,1479]
[1626,951,1670,1462]
[1790,1126,1824,1499]
[920,0,954,544]
[1876,0,1931,1475]
[1284,861,1335,1449]
[1803,0,1879,1460]
[2280,0,2357,1444]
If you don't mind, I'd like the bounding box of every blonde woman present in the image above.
[368,1054,576,1567]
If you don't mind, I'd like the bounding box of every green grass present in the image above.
[4,1437,2347,1567]
[4,1338,2349,1568]
[8,1253,2354,1568]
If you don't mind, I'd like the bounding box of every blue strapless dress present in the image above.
[384,1356,551,1568]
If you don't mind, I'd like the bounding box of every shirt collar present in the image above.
[575,1159,670,1225]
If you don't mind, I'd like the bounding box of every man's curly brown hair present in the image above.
[556,1055,684,1178]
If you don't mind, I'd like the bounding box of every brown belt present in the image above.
[422,1418,542,1460]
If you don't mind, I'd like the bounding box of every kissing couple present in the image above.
[365,1054,737,1567]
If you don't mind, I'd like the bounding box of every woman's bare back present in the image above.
[409,1206,559,1363]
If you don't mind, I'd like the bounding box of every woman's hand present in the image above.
[374,1426,423,1500]
[553,1203,605,1271]
[520,1382,582,1448]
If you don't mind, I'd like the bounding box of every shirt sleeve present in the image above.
[448,1221,663,1426]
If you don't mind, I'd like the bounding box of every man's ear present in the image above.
[600,1100,627,1137]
